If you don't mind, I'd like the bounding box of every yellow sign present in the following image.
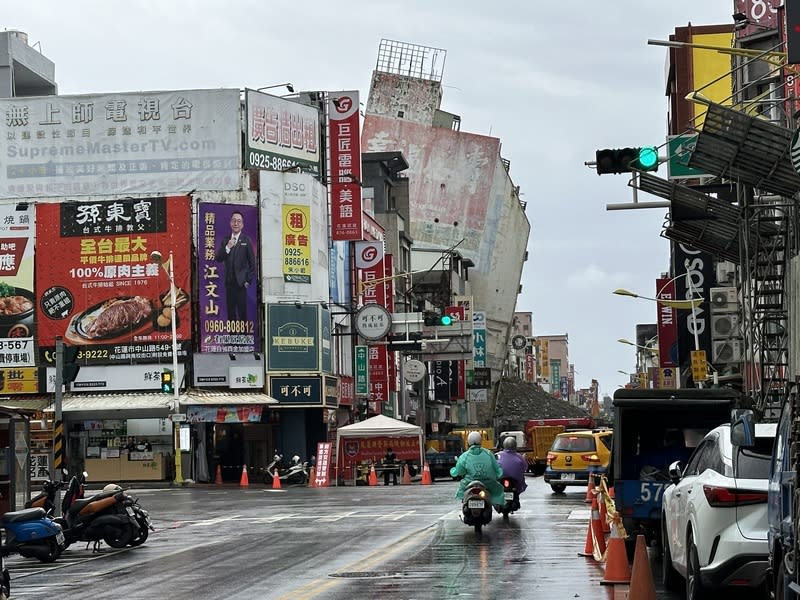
[691,350,707,382]
[0,367,40,393]
[282,204,311,283]
[540,339,549,378]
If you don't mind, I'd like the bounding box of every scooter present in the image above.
[460,480,493,533]
[263,455,309,485]
[101,484,154,546]
[495,477,521,520]
[55,472,140,551]
[25,474,64,516]
[1,507,65,562]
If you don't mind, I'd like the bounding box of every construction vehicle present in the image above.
[424,434,463,481]
[522,417,596,475]
[451,427,495,451]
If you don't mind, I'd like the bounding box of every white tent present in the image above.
[335,415,424,483]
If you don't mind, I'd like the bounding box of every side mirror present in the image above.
[730,409,756,447]
[668,460,683,484]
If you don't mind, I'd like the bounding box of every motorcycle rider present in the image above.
[496,435,528,494]
[450,431,505,506]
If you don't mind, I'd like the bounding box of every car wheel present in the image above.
[686,529,706,600]
[776,556,787,600]
[550,484,566,494]
[661,517,680,591]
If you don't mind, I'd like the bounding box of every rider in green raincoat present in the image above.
[450,431,505,506]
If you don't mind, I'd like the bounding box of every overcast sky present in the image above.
[7,1,735,396]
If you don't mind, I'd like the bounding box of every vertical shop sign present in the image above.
[0,204,35,367]
[198,203,259,354]
[355,345,368,395]
[314,441,332,487]
[656,277,679,368]
[282,204,312,283]
[472,311,486,368]
[328,91,363,241]
[36,197,191,365]
[355,241,389,404]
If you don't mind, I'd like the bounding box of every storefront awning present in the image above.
[0,396,51,413]
[46,392,176,413]
[184,389,278,406]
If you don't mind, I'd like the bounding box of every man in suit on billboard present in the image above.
[214,211,256,322]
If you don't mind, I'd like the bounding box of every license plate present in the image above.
[561,473,575,481]
[126,506,135,516]
[56,532,65,545]
[504,492,514,501]
[468,500,484,509]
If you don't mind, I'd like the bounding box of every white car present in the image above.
[661,422,776,599]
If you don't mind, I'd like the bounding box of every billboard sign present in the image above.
[282,204,312,283]
[0,204,35,366]
[266,304,319,371]
[198,203,259,354]
[0,89,241,198]
[36,197,192,365]
[244,89,321,173]
[328,91,363,241]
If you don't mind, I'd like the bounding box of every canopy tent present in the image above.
[335,415,424,484]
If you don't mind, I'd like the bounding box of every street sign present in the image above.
[355,345,368,395]
[403,359,426,383]
[667,134,709,179]
[691,349,707,382]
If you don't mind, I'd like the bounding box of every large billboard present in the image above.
[244,90,321,174]
[0,204,35,367]
[36,196,192,365]
[197,203,259,354]
[0,89,241,198]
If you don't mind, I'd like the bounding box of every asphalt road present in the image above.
[4,476,764,599]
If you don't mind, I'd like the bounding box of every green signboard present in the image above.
[667,134,709,179]
[267,304,320,371]
[355,345,368,396]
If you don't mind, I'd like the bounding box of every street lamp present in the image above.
[149,249,183,485]
[256,83,294,93]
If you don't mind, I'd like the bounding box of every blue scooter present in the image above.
[1,507,65,562]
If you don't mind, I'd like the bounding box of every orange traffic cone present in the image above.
[368,465,378,486]
[601,521,632,585]
[214,464,223,486]
[308,466,316,488]
[402,464,411,485]
[421,462,432,485]
[627,534,656,600]
[272,468,281,489]
[584,472,595,503]
[240,464,249,487]
[578,493,606,559]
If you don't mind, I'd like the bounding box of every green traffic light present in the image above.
[638,146,658,169]
[439,315,453,326]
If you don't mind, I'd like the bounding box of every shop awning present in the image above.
[46,392,176,412]
[0,396,51,413]
[184,389,278,406]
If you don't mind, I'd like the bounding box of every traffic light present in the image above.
[160,370,174,394]
[423,312,453,326]
[788,1,800,63]
[595,147,659,175]
[62,345,81,384]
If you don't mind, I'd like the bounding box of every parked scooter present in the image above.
[495,477,521,520]
[101,484,153,546]
[25,473,64,515]
[263,454,309,485]
[460,480,493,533]
[55,472,140,551]
[1,507,65,562]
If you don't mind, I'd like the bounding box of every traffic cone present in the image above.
[240,464,249,487]
[402,464,411,485]
[601,521,632,585]
[421,462,432,485]
[578,493,606,559]
[308,466,316,488]
[214,464,223,486]
[368,465,378,486]
[272,468,281,489]
[584,472,595,503]
[627,534,656,600]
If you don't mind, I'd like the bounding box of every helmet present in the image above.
[467,431,482,447]
[502,436,517,450]
[103,483,122,493]
[291,455,301,465]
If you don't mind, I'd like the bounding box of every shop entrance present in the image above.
[212,422,272,483]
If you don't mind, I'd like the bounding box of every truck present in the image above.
[451,427,495,451]
[524,417,595,475]
[611,387,739,556]
[424,434,464,481]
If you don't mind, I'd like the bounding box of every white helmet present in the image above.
[503,436,517,451]
[103,483,122,493]
[467,431,482,447]
[291,455,301,464]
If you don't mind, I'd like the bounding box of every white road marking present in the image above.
[188,514,242,527]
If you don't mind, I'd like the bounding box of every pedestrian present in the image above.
[214,210,256,322]
[383,447,398,486]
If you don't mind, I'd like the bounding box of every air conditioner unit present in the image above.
[713,339,743,363]
[711,313,740,339]
[710,287,739,313]
[715,261,736,285]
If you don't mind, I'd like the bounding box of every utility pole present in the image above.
[53,337,64,517]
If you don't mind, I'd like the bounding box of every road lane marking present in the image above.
[188,515,242,526]
[568,509,590,520]
[315,510,358,522]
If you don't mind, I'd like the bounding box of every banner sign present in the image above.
[0,89,240,198]
[355,241,389,403]
[36,196,192,365]
[314,441,332,488]
[245,89,321,173]
[266,304,319,371]
[0,204,35,366]
[185,405,263,423]
[198,203,259,354]
[338,435,420,465]
[328,91,363,241]
[656,278,679,368]
[673,243,713,387]
[282,204,312,283]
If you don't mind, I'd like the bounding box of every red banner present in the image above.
[356,241,389,404]
[328,91,363,241]
[36,197,192,365]
[338,435,420,467]
[656,278,678,368]
[314,441,332,488]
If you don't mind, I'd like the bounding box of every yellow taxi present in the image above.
[543,429,612,493]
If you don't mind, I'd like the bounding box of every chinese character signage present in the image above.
[266,304,319,371]
[355,346,368,395]
[198,203,259,354]
[0,89,241,198]
[35,197,192,365]
[328,91,363,241]
[0,204,35,367]
[270,375,322,405]
[282,204,312,283]
[355,241,388,403]
[315,441,332,487]
[472,311,486,368]
[245,89,321,173]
